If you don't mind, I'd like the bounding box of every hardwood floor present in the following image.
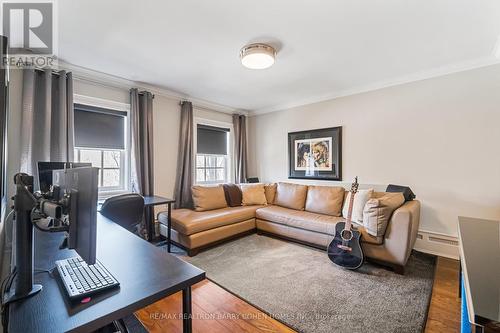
[135,256,461,333]
[135,279,295,332]
[424,257,461,333]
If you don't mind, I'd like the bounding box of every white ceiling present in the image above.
[58,0,500,113]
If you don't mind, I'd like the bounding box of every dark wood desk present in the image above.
[8,213,205,333]
[458,216,500,333]
[143,195,175,243]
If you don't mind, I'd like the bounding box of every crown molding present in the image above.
[250,56,500,116]
[57,60,248,116]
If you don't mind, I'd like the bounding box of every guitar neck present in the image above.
[345,191,356,230]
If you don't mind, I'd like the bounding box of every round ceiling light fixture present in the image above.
[240,43,276,69]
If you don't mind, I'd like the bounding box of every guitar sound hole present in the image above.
[341,229,353,241]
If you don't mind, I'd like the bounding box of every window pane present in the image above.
[79,150,101,167]
[103,150,121,168]
[196,155,205,167]
[207,156,217,167]
[216,168,225,181]
[196,169,205,182]
[217,156,225,167]
[102,169,120,187]
[206,169,217,181]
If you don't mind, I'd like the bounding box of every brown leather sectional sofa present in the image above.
[158,182,420,274]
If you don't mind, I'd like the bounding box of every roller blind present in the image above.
[197,124,229,155]
[74,104,126,150]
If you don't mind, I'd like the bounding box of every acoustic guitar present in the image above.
[327,177,364,270]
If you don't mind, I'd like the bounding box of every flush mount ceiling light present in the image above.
[240,43,276,69]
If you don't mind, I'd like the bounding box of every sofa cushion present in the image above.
[274,182,308,210]
[264,183,277,204]
[342,189,373,223]
[363,192,405,237]
[241,184,268,206]
[192,185,227,211]
[256,205,342,235]
[257,206,384,245]
[165,205,262,235]
[305,185,344,216]
[223,184,243,207]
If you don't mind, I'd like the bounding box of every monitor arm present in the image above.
[4,173,73,304]
[4,173,43,303]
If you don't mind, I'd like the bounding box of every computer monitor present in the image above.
[53,166,99,265]
[37,162,92,193]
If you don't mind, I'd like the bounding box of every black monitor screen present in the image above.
[37,162,92,192]
[53,166,99,264]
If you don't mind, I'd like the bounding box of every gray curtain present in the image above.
[174,101,194,209]
[20,69,74,189]
[130,88,154,237]
[233,114,247,183]
[130,88,154,196]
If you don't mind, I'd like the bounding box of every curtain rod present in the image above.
[138,91,155,99]
[33,67,61,75]
[32,68,155,99]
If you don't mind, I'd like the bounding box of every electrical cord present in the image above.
[1,267,17,333]
[31,207,69,233]
[35,267,55,276]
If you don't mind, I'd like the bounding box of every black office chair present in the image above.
[98,194,146,333]
[100,193,145,234]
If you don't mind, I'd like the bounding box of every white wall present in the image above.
[248,64,500,237]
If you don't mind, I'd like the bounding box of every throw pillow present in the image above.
[342,189,374,223]
[264,183,277,204]
[305,185,345,216]
[241,184,268,206]
[222,183,243,207]
[192,185,227,211]
[363,192,405,237]
[274,182,308,210]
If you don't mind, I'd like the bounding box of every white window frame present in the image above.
[73,94,131,199]
[74,147,126,190]
[193,117,233,185]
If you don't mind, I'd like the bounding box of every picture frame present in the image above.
[288,126,342,181]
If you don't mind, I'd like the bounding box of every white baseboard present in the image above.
[414,230,459,260]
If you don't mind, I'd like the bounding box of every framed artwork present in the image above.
[288,126,342,181]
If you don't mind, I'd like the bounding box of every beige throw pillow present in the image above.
[305,185,345,216]
[363,192,405,237]
[342,189,373,223]
[274,182,308,210]
[192,185,227,211]
[241,184,268,206]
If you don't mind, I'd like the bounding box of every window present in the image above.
[196,154,227,183]
[73,103,129,193]
[74,149,124,188]
[195,124,230,184]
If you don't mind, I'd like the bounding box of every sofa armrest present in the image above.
[383,200,421,265]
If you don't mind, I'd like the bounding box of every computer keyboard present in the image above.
[55,257,119,300]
